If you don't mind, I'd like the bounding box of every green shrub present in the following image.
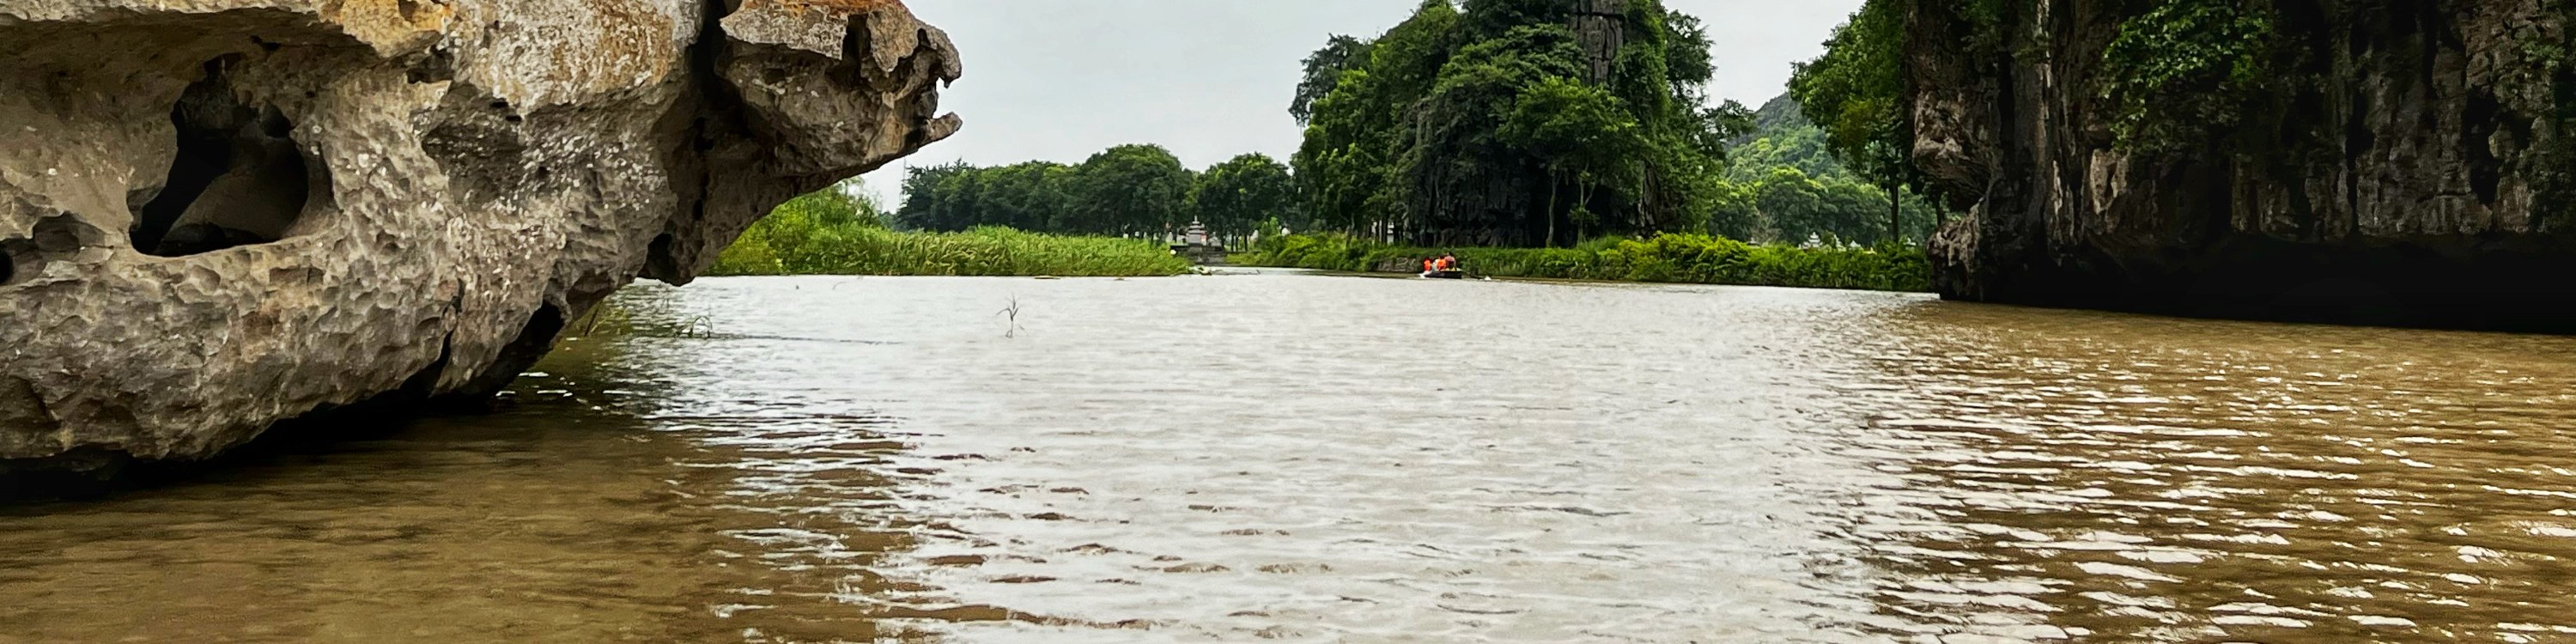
[1243,233,1930,292]
[708,200,1191,277]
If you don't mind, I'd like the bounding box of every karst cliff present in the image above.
[0,0,959,477]
[1911,0,2573,331]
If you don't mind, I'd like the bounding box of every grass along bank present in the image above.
[1243,234,1932,293]
[706,184,1194,277]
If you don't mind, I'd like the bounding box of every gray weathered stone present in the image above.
[0,0,959,473]
[1912,0,2575,331]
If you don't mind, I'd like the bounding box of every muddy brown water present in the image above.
[4,272,2575,643]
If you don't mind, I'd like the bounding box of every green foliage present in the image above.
[2543,46,2576,232]
[1291,35,1374,125]
[1073,144,1195,236]
[1291,0,1738,246]
[714,182,1190,276]
[896,144,1197,238]
[1960,0,2023,58]
[1243,233,1931,292]
[1296,1,1461,237]
[894,161,1077,233]
[1502,76,1646,240]
[1461,0,1574,39]
[1188,153,1303,242]
[714,208,1188,280]
[1789,0,1917,242]
[2098,0,2275,153]
[1725,99,1848,180]
[1716,95,1944,245]
[710,180,882,276]
[1789,0,1905,181]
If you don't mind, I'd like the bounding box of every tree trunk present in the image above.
[1545,170,1561,248]
[1576,180,1594,242]
[1886,181,1902,245]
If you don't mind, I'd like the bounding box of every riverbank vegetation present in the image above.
[1289,0,1738,246]
[1244,234,1931,292]
[1720,96,1942,244]
[895,149,1301,246]
[890,0,1959,253]
[708,183,1192,277]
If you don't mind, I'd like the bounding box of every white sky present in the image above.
[858,0,1864,197]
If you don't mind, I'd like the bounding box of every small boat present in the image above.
[1419,270,1466,280]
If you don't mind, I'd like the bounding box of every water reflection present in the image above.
[0,293,990,642]
[0,275,2573,643]
[1841,304,2576,642]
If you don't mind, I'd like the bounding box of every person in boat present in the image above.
[1421,252,1464,276]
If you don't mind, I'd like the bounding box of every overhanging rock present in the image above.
[0,0,960,476]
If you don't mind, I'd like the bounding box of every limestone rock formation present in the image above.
[1911,0,2574,331]
[0,0,959,475]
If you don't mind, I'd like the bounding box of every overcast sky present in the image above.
[860,0,1862,197]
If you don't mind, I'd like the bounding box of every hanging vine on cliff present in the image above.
[2097,0,2276,155]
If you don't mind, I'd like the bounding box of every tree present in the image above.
[1718,93,1942,245]
[973,161,1076,233]
[1072,144,1194,237]
[1503,76,1643,245]
[1291,35,1373,126]
[1291,0,1737,246]
[896,161,971,231]
[1406,23,1585,244]
[1189,153,1299,243]
[1753,167,1827,243]
[1789,0,1915,244]
[1292,2,1460,241]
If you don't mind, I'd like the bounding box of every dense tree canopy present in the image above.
[891,0,1969,251]
[1713,95,1940,245]
[893,146,1299,246]
[1291,0,1747,246]
[1071,144,1194,236]
[1189,153,1303,242]
[1788,0,1914,243]
[1291,35,1373,126]
[896,161,1077,233]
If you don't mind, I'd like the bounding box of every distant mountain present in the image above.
[1735,94,1812,147]
[1724,93,1853,182]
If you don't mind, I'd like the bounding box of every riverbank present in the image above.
[708,225,1194,277]
[1242,234,1932,292]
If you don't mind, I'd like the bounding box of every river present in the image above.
[3,272,2574,643]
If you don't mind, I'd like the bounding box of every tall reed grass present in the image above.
[709,220,1192,277]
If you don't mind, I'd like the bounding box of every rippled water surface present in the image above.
[6,272,2576,643]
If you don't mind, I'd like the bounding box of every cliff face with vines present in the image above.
[0,0,959,476]
[1911,0,2574,331]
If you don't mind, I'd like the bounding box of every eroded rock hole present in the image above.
[133,58,317,258]
[2,215,105,286]
[824,15,875,88]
